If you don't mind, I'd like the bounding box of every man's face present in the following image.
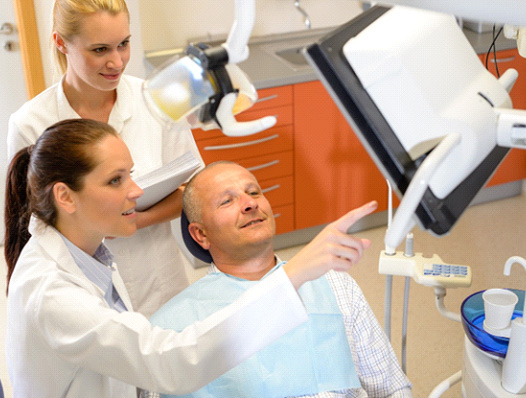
[190,163,276,262]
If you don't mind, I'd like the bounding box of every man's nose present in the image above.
[241,195,258,212]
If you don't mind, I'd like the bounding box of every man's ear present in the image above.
[188,223,211,250]
[53,182,76,214]
[53,32,68,54]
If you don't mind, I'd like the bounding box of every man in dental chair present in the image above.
[142,161,412,398]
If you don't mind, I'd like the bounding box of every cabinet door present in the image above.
[293,81,389,229]
[479,49,526,186]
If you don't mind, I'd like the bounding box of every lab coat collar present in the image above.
[56,75,81,121]
[55,74,133,131]
[27,215,134,311]
[108,75,133,132]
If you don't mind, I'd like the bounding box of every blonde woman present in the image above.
[7,0,203,317]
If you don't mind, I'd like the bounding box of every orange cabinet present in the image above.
[273,204,294,235]
[192,85,295,234]
[479,48,526,186]
[293,81,390,230]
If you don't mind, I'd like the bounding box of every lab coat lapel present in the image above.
[29,216,134,311]
[28,217,106,297]
[108,77,132,133]
[55,75,82,121]
[111,264,134,311]
[29,216,84,277]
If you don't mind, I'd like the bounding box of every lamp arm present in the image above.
[222,0,255,64]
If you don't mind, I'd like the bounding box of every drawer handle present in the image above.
[247,160,280,172]
[274,213,281,219]
[489,56,515,63]
[262,184,280,194]
[256,94,279,104]
[204,134,279,151]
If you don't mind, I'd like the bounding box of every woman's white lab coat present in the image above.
[5,217,308,398]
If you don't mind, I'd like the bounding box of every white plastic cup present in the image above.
[483,288,518,330]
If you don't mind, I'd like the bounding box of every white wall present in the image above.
[138,0,363,52]
[33,1,362,83]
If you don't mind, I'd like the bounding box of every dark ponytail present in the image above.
[4,148,32,295]
[3,119,119,295]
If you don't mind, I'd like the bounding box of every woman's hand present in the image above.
[283,201,378,290]
[135,186,184,230]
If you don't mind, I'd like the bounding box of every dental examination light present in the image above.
[143,0,276,137]
[303,5,526,255]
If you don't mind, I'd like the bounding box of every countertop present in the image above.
[144,25,517,90]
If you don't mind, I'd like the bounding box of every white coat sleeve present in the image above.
[7,113,36,161]
[34,266,307,395]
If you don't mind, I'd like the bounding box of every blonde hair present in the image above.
[52,0,129,75]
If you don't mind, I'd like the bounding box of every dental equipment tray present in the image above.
[303,6,510,236]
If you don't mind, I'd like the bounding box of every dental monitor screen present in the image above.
[304,5,516,245]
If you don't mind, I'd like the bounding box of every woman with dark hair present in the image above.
[5,119,375,397]
[5,119,124,287]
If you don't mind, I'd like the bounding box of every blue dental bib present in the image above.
[150,263,360,397]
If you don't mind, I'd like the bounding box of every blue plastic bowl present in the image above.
[461,289,524,358]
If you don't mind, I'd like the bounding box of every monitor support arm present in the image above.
[497,108,526,149]
[384,133,461,253]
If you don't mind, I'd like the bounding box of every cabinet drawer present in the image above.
[235,151,293,182]
[273,204,294,235]
[261,175,293,208]
[479,48,520,69]
[251,85,293,111]
[197,125,293,163]
[192,104,292,141]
